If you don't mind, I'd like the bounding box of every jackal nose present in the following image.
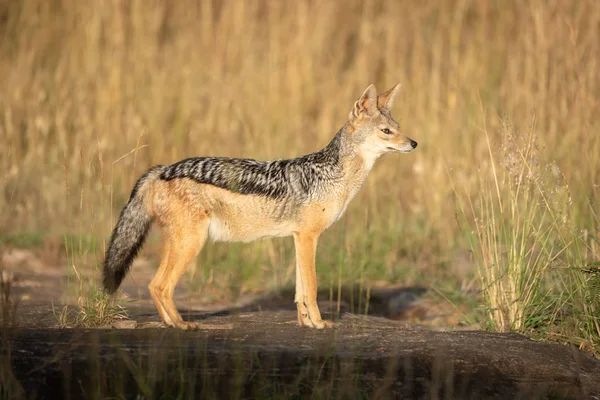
[410,139,418,149]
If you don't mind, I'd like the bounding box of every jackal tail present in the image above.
[103,165,165,293]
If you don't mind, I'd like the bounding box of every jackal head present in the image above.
[347,84,417,163]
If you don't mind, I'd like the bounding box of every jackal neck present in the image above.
[334,127,379,186]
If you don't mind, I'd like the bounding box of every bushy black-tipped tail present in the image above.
[103,166,164,293]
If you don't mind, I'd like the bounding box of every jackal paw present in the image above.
[298,310,314,327]
[311,319,334,329]
[173,321,199,331]
[300,315,334,329]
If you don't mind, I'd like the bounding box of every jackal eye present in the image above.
[381,128,392,135]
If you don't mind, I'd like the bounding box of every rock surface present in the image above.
[5,309,600,399]
[111,319,138,329]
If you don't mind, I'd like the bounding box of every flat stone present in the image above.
[111,320,137,329]
[93,324,113,329]
[137,321,165,329]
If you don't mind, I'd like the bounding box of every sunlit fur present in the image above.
[103,83,417,330]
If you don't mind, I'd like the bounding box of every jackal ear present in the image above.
[350,84,377,119]
[377,83,401,111]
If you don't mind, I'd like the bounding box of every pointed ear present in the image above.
[377,83,401,111]
[350,84,377,119]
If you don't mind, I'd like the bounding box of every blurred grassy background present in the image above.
[0,0,598,315]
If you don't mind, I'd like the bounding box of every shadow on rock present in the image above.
[235,285,429,320]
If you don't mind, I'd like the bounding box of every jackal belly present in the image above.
[209,193,354,242]
[207,201,299,242]
[207,215,290,242]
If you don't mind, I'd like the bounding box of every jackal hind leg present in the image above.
[293,232,334,329]
[149,217,209,330]
[149,239,176,327]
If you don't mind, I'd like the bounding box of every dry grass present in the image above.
[0,0,598,341]
[454,115,599,348]
[2,0,598,239]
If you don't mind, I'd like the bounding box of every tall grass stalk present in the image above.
[456,114,598,351]
[57,146,132,327]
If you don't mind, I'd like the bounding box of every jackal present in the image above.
[103,84,417,329]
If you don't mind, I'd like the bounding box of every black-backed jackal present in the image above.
[103,84,417,329]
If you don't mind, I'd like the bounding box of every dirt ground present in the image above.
[2,247,600,399]
[0,246,471,329]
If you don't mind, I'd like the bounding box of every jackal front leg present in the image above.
[295,256,314,327]
[293,232,333,329]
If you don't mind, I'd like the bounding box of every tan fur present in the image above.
[117,83,416,330]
